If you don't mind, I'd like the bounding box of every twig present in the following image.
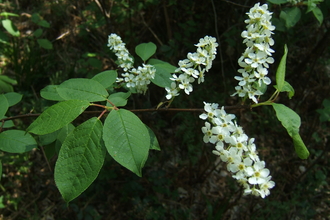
[140,13,163,46]
[211,0,226,93]
[0,105,249,123]
[163,0,172,40]
[221,0,251,8]
[40,145,52,172]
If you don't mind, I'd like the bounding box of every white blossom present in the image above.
[232,3,275,103]
[200,102,275,198]
[108,34,156,94]
[165,36,218,99]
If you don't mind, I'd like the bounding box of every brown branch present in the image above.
[1,113,40,122]
[0,105,249,122]
[220,0,251,8]
[140,12,163,46]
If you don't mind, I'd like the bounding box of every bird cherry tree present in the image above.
[0,3,309,203]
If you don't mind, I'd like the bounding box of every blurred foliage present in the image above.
[0,0,330,219]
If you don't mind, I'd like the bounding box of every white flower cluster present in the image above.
[165,36,218,100]
[200,102,275,198]
[232,3,275,103]
[107,33,156,94]
[107,33,134,71]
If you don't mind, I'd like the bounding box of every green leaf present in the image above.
[57,78,109,102]
[0,196,4,208]
[0,130,37,153]
[0,80,13,93]
[38,20,50,28]
[31,13,50,28]
[39,129,61,146]
[0,160,2,181]
[0,30,10,45]
[307,0,317,13]
[4,92,23,107]
[55,117,106,203]
[0,12,19,17]
[135,42,157,62]
[316,99,330,122]
[92,70,117,89]
[267,0,288,4]
[2,118,14,128]
[272,103,309,159]
[280,7,301,28]
[55,124,75,154]
[0,75,17,85]
[292,133,310,159]
[103,109,150,177]
[147,58,166,65]
[255,81,268,94]
[274,80,295,98]
[271,17,286,32]
[27,100,90,135]
[0,75,17,92]
[146,126,160,151]
[275,45,288,92]
[272,103,300,136]
[0,94,9,119]
[2,19,19,36]
[150,63,175,88]
[43,142,56,160]
[33,28,43,38]
[37,39,53,49]
[107,92,131,107]
[282,81,295,99]
[40,85,65,101]
[312,7,323,25]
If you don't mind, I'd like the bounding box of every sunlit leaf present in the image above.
[107,92,131,107]
[27,100,90,135]
[55,117,106,203]
[135,42,157,61]
[57,78,109,102]
[92,70,118,88]
[272,103,309,159]
[292,133,309,159]
[40,85,65,101]
[4,92,23,107]
[55,124,75,154]
[0,130,37,153]
[151,63,174,88]
[0,94,9,119]
[275,45,288,92]
[2,19,19,36]
[103,109,150,176]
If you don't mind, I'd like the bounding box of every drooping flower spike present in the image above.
[200,102,275,198]
[108,33,156,94]
[232,3,275,103]
[165,36,218,100]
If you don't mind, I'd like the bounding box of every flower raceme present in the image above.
[107,33,156,94]
[107,33,134,71]
[232,3,275,103]
[200,102,275,198]
[165,36,218,100]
